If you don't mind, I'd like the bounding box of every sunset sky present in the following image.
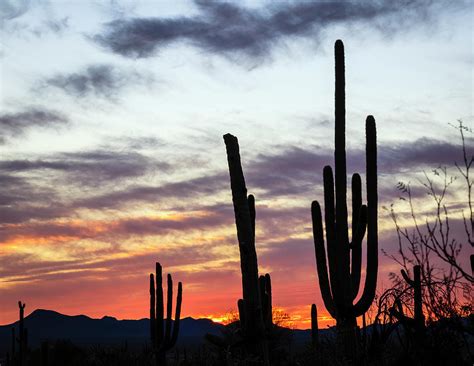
[0,0,472,329]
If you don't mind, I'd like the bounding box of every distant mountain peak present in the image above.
[101,315,117,321]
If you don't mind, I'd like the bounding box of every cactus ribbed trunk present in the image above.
[224,134,267,361]
[150,262,182,366]
[311,40,378,365]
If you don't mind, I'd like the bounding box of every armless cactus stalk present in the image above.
[311,304,319,348]
[311,39,378,363]
[149,262,182,366]
[224,134,268,362]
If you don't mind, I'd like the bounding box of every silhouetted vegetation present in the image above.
[310,39,378,364]
[223,133,271,364]
[1,40,472,366]
[149,262,182,366]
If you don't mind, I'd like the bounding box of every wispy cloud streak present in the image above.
[0,107,68,144]
[94,0,459,61]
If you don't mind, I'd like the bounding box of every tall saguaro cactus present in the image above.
[149,262,183,366]
[311,39,378,362]
[224,134,268,361]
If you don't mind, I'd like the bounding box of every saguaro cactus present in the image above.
[311,39,378,362]
[149,262,183,366]
[401,265,424,332]
[224,134,268,361]
[17,301,27,366]
[311,304,319,348]
[259,273,273,332]
[391,265,424,344]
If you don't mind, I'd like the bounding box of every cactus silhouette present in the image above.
[259,273,273,332]
[149,262,183,366]
[401,265,424,332]
[311,39,378,363]
[311,304,319,348]
[17,301,27,366]
[224,134,269,363]
[391,265,425,344]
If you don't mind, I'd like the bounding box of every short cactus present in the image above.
[311,304,319,348]
[391,265,425,344]
[149,262,182,366]
[17,301,27,366]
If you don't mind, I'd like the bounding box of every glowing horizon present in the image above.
[0,0,472,330]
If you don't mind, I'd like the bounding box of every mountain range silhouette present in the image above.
[0,309,314,353]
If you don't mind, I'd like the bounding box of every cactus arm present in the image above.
[169,281,182,348]
[248,194,256,241]
[265,273,272,327]
[390,299,416,328]
[322,166,340,309]
[350,173,363,299]
[150,273,156,345]
[353,116,378,316]
[155,263,164,347]
[312,201,336,318]
[164,274,173,345]
[350,204,367,300]
[351,173,362,239]
[400,269,413,286]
